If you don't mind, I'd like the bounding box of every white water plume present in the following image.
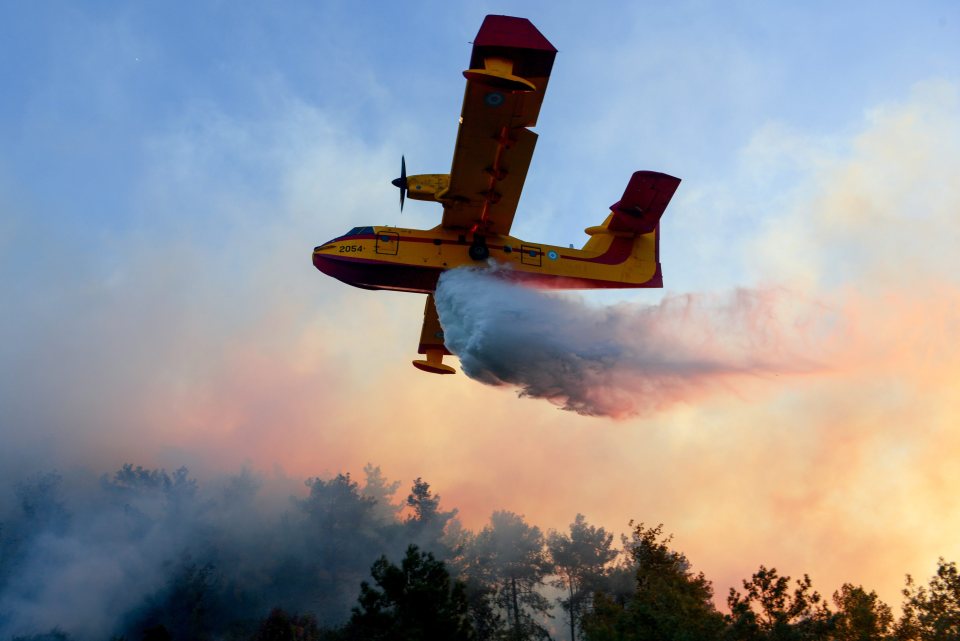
[435,268,826,418]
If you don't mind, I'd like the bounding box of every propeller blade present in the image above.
[391,155,407,212]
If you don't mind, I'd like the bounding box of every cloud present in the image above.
[746,79,960,290]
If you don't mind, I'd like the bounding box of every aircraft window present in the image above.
[345,226,374,236]
[528,249,537,257]
[504,245,512,253]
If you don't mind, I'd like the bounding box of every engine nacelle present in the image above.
[406,174,451,202]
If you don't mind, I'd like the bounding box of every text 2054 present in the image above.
[338,245,363,253]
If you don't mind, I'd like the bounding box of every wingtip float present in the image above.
[312,15,681,375]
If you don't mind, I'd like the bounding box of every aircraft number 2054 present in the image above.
[339,245,363,253]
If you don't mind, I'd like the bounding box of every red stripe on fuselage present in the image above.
[328,230,637,266]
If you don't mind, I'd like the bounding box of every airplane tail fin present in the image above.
[582,171,681,252]
[608,170,681,234]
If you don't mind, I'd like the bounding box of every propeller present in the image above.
[391,156,407,212]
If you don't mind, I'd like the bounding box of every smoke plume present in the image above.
[0,464,458,640]
[435,269,826,418]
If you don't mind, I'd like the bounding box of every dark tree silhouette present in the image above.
[141,624,172,641]
[726,565,835,640]
[831,584,893,641]
[251,608,322,641]
[127,559,221,641]
[342,545,474,641]
[582,522,724,641]
[4,463,960,641]
[404,477,458,557]
[896,558,960,641]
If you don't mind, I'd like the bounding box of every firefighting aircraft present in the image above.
[312,15,681,375]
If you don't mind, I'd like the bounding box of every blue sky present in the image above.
[3,1,956,255]
[3,0,960,615]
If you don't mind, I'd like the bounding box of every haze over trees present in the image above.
[0,464,957,641]
[548,514,617,641]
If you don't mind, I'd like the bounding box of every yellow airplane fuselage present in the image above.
[312,220,662,294]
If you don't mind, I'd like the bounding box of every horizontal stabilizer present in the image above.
[608,171,681,234]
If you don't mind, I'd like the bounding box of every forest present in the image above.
[0,465,956,641]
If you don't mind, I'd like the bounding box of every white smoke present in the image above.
[435,268,826,418]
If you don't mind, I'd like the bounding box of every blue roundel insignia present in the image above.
[547,250,559,261]
[484,92,505,107]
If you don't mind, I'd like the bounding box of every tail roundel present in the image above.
[607,171,681,235]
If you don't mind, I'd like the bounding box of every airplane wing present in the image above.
[440,15,557,236]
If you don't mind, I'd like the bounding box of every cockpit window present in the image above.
[344,226,374,237]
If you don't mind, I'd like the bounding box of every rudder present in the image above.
[608,171,681,235]
[582,171,680,253]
